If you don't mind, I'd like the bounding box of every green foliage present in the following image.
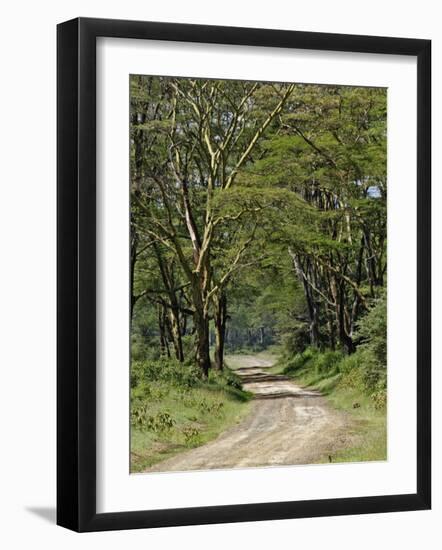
[282,291,387,409]
[131,357,201,389]
[131,405,175,433]
[181,425,202,445]
[283,347,320,374]
[313,350,343,375]
[355,291,387,394]
[209,367,243,391]
[130,357,252,471]
[282,322,310,356]
[283,347,343,380]
[130,75,387,378]
[131,381,166,401]
[198,399,224,416]
[338,353,362,375]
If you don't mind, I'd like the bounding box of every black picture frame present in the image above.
[57,17,431,532]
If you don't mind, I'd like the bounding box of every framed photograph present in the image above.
[57,17,431,532]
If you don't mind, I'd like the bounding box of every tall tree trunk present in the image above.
[194,308,211,376]
[168,307,184,362]
[289,250,320,347]
[130,234,137,321]
[130,104,145,321]
[190,278,211,376]
[214,292,227,370]
[152,243,186,362]
[336,285,355,354]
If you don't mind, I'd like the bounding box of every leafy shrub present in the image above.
[339,362,365,391]
[182,425,201,445]
[284,348,342,376]
[312,350,343,375]
[131,358,201,388]
[354,291,387,396]
[131,381,167,401]
[338,352,386,409]
[131,405,175,433]
[371,386,387,410]
[282,300,388,408]
[223,368,243,390]
[131,403,149,428]
[282,324,310,355]
[130,359,144,388]
[181,334,196,359]
[198,399,224,416]
[283,347,319,374]
[180,395,195,408]
[149,411,175,432]
[338,353,362,375]
[130,321,162,362]
[208,365,244,392]
[358,351,386,394]
[356,291,387,366]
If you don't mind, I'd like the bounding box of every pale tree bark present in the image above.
[138,80,295,375]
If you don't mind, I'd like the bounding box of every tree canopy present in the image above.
[130,76,387,375]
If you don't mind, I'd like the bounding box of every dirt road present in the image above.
[147,355,354,472]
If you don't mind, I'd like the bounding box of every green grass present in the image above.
[131,367,252,472]
[322,385,387,463]
[274,353,387,464]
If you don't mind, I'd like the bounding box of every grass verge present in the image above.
[275,355,387,464]
[131,363,252,472]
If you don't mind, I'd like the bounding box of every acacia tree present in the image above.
[131,76,294,374]
[130,78,387,371]
[246,84,387,353]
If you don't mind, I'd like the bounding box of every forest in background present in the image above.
[129,76,387,470]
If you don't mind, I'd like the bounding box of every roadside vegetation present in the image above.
[130,358,251,472]
[273,291,387,462]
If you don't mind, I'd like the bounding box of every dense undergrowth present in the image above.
[130,358,251,472]
[281,346,386,409]
[283,291,387,404]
